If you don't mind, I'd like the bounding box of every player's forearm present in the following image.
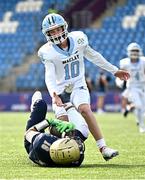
[25,120,49,142]
[85,46,118,75]
[45,73,59,97]
[45,80,58,97]
[44,61,60,97]
[25,119,50,143]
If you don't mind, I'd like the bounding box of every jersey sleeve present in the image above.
[81,32,89,46]
[71,31,89,48]
[38,49,59,97]
[44,60,60,97]
[84,45,118,75]
[38,48,49,63]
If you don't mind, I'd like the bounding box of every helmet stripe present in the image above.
[48,16,55,26]
[47,17,52,25]
[51,16,55,24]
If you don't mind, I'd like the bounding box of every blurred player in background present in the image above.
[96,70,110,114]
[24,91,85,167]
[117,42,145,133]
[115,78,135,118]
[85,73,93,93]
[38,13,130,160]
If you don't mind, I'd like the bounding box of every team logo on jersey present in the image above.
[77,38,84,45]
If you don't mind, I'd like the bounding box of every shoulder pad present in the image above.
[38,42,53,63]
[120,58,130,68]
[69,31,88,46]
[120,58,129,64]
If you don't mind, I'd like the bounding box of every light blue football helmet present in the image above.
[42,13,68,44]
[127,42,142,59]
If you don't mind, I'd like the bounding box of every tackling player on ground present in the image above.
[24,91,85,167]
[38,13,130,160]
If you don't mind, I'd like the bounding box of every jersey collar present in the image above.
[52,36,74,56]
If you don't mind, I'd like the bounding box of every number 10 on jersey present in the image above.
[64,61,80,80]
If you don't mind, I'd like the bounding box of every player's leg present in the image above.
[26,91,47,131]
[52,87,89,139]
[137,95,145,133]
[96,94,105,114]
[52,96,89,140]
[121,96,129,117]
[134,108,145,133]
[130,89,145,133]
[123,102,135,118]
[71,87,119,161]
[65,103,89,139]
[121,89,135,117]
[133,109,139,126]
[24,91,47,153]
[72,87,103,140]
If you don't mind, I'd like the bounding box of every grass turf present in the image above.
[0,112,145,179]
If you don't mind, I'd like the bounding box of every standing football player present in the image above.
[118,42,145,133]
[38,13,130,160]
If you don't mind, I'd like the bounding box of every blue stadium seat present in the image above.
[81,0,145,82]
[1,0,145,89]
[0,0,70,79]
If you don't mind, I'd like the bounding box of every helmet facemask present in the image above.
[127,42,142,61]
[129,49,140,60]
[44,25,68,44]
[42,14,68,45]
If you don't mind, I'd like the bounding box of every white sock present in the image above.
[96,138,106,149]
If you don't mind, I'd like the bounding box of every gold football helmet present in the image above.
[50,137,82,165]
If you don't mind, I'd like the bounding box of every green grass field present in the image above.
[0,112,145,180]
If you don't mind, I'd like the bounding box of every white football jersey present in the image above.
[38,31,118,97]
[120,57,145,88]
